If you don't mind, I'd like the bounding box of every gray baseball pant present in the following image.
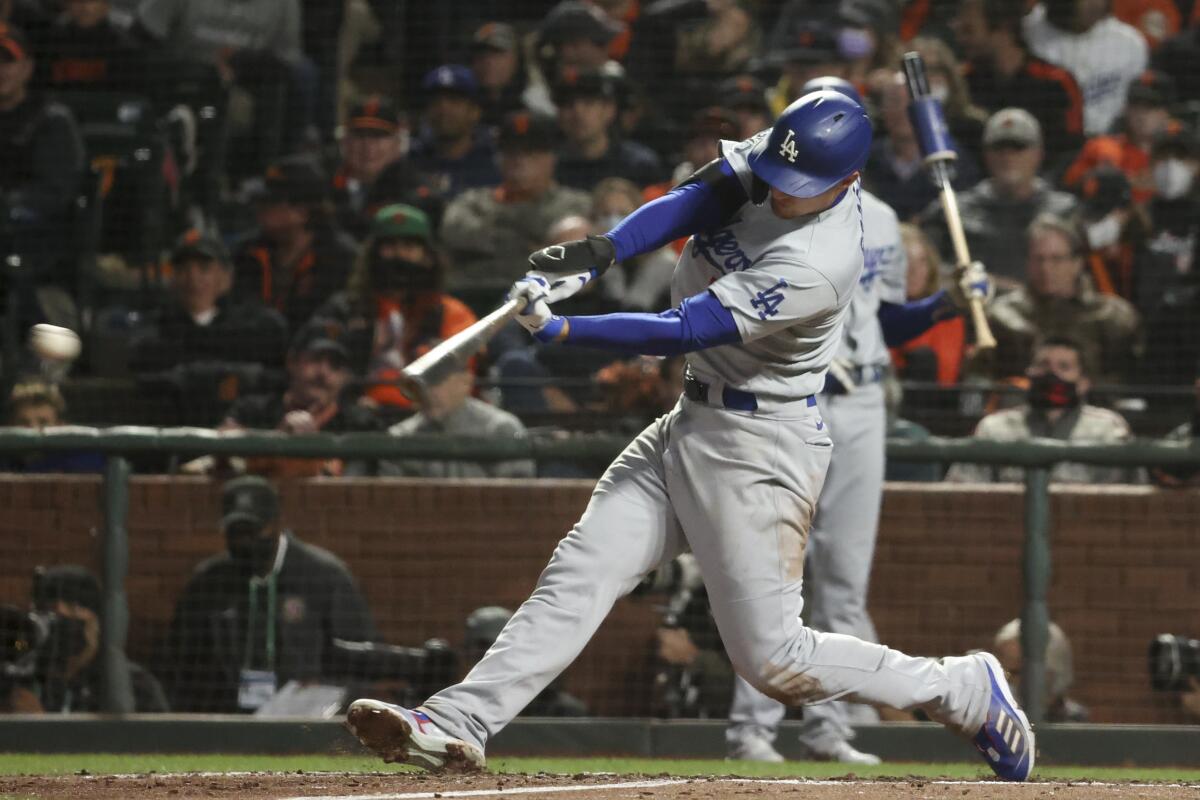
[728,382,887,752]
[421,395,991,752]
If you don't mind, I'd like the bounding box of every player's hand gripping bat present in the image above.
[902,51,997,350]
[399,259,602,403]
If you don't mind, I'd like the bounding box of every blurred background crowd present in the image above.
[0,0,1197,476]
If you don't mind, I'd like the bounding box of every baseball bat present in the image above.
[398,296,523,404]
[902,52,997,350]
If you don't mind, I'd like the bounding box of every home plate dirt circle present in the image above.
[2,773,1198,800]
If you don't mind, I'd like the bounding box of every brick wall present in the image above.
[0,476,1195,723]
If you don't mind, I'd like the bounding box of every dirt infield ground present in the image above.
[2,772,1198,800]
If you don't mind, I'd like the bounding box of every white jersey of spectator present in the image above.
[138,0,302,65]
[676,133,864,400]
[1022,3,1148,136]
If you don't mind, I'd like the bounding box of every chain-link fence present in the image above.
[0,0,1198,736]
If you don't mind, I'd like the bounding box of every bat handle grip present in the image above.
[969,296,996,350]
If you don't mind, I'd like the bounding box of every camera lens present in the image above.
[1149,634,1200,692]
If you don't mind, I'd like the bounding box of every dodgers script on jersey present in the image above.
[838,189,908,368]
[672,132,866,400]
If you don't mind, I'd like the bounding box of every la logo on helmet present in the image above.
[779,129,799,163]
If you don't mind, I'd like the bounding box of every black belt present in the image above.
[824,364,887,395]
[683,374,816,412]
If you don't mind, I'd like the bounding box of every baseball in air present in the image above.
[30,324,82,361]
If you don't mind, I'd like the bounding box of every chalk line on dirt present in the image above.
[277,778,690,800]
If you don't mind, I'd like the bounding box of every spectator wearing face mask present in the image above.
[969,214,1142,385]
[1137,128,1200,386]
[297,204,477,410]
[947,335,1142,484]
[1144,126,1199,277]
[1062,70,1182,203]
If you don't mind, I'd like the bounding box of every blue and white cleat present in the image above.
[345,699,485,773]
[972,652,1035,781]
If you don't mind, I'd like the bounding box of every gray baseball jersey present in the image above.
[673,133,865,400]
[840,190,908,368]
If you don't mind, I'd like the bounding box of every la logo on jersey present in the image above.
[751,279,788,320]
[779,130,799,163]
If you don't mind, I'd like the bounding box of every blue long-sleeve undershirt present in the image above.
[604,159,748,262]
[536,291,741,356]
[876,290,953,347]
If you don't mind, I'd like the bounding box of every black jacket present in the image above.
[232,224,357,334]
[130,297,289,374]
[161,533,375,713]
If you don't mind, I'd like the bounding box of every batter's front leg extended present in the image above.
[421,412,685,751]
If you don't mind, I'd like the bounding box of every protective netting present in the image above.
[0,0,1198,729]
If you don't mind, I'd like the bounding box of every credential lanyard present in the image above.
[243,573,278,672]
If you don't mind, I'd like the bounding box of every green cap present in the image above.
[371,204,433,245]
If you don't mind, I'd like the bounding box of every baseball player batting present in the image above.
[725,77,993,765]
[345,91,1034,781]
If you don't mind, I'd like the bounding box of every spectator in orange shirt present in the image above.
[1062,70,1180,203]
[298,203,477,410]
[889,223,965,387]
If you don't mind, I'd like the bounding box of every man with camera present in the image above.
[1,565,167,713]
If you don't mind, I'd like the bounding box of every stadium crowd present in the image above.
[0,0,1197,472]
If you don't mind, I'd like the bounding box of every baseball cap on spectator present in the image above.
[718,75,769,115]
[31,565,102,616]
[498,110,560,153]
[983,108,1042,149]
[290,327,351,368]
[347,95,404,137]
[221,475,280,533]
[540,0,623,45]
[688,107,739,143]
[371,203,434,246]
[259,156,328,206]
[472,21,517,52]
[170,228,230,266]
[553,67,619,105]
[767,18,840,66]
[1127,70,1175,109]
[1077,165,1132,219]
[0,23,29,63]
[422,64,479,100]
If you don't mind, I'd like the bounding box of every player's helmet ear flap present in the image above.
[747,90,873,199]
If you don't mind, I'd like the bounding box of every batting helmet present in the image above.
[799,76,862,106]
[747,90,872,198]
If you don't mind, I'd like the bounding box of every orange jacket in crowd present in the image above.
[890,316,966,387]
